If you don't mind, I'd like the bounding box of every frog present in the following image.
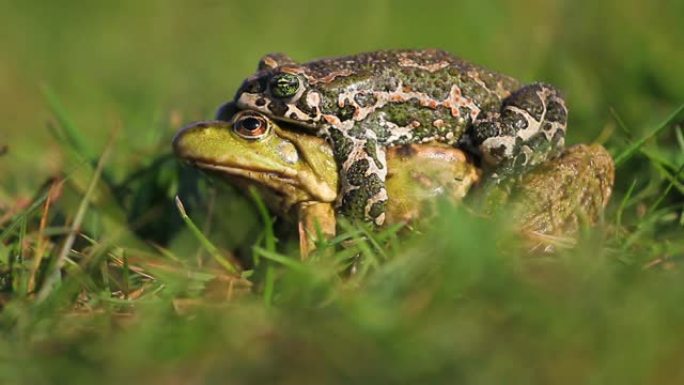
[173,110,614,256]
[226,49,568,226]
[173,110,481,256]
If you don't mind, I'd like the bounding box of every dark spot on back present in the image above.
[348,124,366,138]
[490,144,507,159]
[268,100,288,116]
[339,104,355,121]
[346,159,370,186]
[506,86,544,121]
[545,100,567,123]
[552,129,564,144]
[354,92,378,108]
[329,128,354,163]
[395,144,416,158]
[368,200,387,219]
[458,107,471,120]
[363,139,384,170]
[501,109,528,131]
[470,121,499,145]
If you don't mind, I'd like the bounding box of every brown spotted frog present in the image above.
[225,49,568,226]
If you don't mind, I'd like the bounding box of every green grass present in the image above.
[1,0,683,384]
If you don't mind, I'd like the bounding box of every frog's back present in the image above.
[303,49,520,100]
[299,49,522,146]
[303,49,458,76]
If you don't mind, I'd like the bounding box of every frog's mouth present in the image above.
[189,160,299,189]
[186,160,336,205]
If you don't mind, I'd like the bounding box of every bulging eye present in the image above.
[269,73,301,98]
[234,113,270,139]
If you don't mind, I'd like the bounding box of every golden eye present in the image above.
[234,113,270,139]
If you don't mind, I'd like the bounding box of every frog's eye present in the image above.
[269,73,301,99]
[234,114,270,139]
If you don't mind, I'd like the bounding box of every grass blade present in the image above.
[614,104,684,167]
[609,107,632,136]
[253,247,307,273]
[41,85,93,160]
[248,187,278,305]
[648,163,684,214]
[616,179,638,229]
[248,187,276,252]
[36,135,114,302]
[174,196,239,274]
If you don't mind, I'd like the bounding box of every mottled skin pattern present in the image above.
[230,49,567,225]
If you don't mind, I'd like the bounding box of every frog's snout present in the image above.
[172,121,229,156]
[172,125,198,157]
[172,123,200,154]
[172,125,191,154]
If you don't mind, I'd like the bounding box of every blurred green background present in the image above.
[1,0,682,195]
[1,1,684,384]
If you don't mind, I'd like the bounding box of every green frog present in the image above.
[173,111,614,256]
[174,110,481,255]
[226,49,568,225]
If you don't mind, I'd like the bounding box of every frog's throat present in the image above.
[190,161,337,203]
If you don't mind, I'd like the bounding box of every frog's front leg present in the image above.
[327,125,389,226]
[297,202,336,259]
[470,83,568,171]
